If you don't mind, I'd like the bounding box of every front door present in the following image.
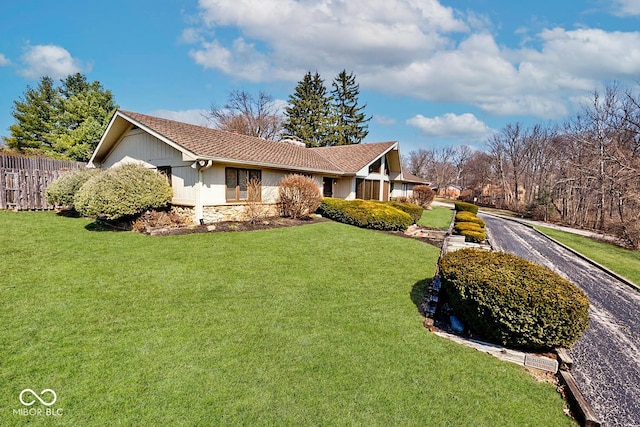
[323,177,333,197]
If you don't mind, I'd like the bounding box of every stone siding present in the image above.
[172,204,280,224]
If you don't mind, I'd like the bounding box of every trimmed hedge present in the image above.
[439,248,589,350]
[460,229,486,243]
[45,168,101,210]
[454,201,479,215]
[455,211,485,228]
[387,201,423,224]
[453,221,486,243]
[75,164,173,220]
[318,198,413,231]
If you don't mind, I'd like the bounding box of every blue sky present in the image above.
[1,0,640,153]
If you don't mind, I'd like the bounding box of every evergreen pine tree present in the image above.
[5,76,58,153]
[3,73,117,161]
[331,70,371,145]
[53,73,118,161]
[283,72,334,147]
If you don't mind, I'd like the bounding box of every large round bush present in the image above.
[278,174,322,219]
[74,164,173,220]
[439,248,589,350]
[45,168,101,210]
[411,185,435,208]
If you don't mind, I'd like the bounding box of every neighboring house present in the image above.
[393,171,430,199]
[433,185,462,199]
[89,110,428,223]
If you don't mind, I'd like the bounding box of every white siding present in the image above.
[199,167,324,206]
[103,130,185,168]
[334,177,355,199]
[102,129,197,205]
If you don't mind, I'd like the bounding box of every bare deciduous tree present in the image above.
[205,90,283,140]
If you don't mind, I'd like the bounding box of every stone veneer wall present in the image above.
[172,204,280,224]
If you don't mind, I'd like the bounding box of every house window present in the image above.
[226,168,261,202]
[356,178,381,200]
[368,158,382,174]
[157,166,172,186]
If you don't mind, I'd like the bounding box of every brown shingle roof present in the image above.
[311,141,397,173]
[119,110,343,173]
[401,171,429,184]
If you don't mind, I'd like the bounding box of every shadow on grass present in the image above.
[55,208,82,218]
[410,277,433,313]
[85,219,132,232]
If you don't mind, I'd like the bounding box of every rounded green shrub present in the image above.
[453,221,482,233]
[439,248,589,350]
[455,211,485,228]
[454,201,479,215]
[453,221,486,242]
[45,168,101,210]
[318,198,412,231]
[75,164,173,220]
[460,229,486,243]
[387,201,423,224]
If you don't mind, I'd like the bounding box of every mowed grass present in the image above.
[0,211,572,426]
[536,225,640,286]
[418,205,454,230]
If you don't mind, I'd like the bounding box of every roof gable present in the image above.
[311,142,398,173]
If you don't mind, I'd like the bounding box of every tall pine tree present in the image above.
[331,70,371,145]
[4,73,117,161]
[53,74,118,161]
[5,76,58,153]
[283,72,334,147]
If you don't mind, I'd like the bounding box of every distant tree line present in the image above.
[404,83,640,248]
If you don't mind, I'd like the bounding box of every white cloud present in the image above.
[0,54,10,66]
[150,109,211,127]
[271,98,289,116]
[611,0,640,16]
[407,113,494,141]
[187,0,640,119]
[19,44,85,79]
[375,115,397,126]
[190,0,467,79]
[180,27,203,44]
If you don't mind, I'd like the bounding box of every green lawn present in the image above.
[536,225,640,286]
[418,205,454,230]
[0,211,572,426]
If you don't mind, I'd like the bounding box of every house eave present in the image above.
[192,156,351,176]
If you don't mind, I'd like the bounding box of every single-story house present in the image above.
[89,110,428,223]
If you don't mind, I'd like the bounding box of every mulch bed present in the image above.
[146,216,330,236]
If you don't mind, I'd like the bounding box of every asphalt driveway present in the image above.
[481,214,640,427]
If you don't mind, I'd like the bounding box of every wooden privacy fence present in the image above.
[0,154,86,210]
